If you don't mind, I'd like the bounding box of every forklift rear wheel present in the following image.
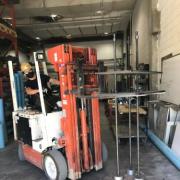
[18,143,25,161]
[44,150,67,180]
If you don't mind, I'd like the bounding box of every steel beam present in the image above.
[77,90,165,99]
[96,70,162,75]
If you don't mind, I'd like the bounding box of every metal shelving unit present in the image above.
[77,90,165,179]
[87,32,165,179]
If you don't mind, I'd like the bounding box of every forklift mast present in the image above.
[47,44,102,179]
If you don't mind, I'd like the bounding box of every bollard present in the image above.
[0,98,5,149]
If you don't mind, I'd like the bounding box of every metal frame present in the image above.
[33,52,46,115]
[77,90,165,99]
[78,88,165,177]
[96,70,162,75]
[77,90,165,179]
[128,98,132,169]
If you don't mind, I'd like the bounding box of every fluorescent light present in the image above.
[66,34,72,39]
[50,14,57,18]
[35,37,41,40]
[104,32,109,35]
[96,10,103,14]
[3,16,12,20]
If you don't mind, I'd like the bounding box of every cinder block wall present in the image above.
[132,0,180,67]
[158,0,180,58]
[131,0,180,89]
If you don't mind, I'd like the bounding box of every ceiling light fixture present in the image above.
[3,16,13,20]
[35,37,41,40]
[96,0,104,15]
[50,14,58,22]
[50,14,63,22]
[66,34,72,39]
[50,14,58,18]
[96,10,103,14]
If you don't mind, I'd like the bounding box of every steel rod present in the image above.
[96,70,162,75]
[113,33,117,71]
[113,33,117,93]
[135,31,139,70]
[129,98,132,167]
[115,74,117,93]
[115,97,120,176]
[136,96,140,176]
[81,98,84,110]
[134,74,137,91]
[77,90,166,99]
[129,13,132,69]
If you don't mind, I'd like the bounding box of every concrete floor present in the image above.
[0,105,180,180]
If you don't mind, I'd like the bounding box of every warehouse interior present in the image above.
[0,0,180,180]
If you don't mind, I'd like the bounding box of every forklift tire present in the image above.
[43,150,67,180]
[102,142,108,162]
[18,143,25,161]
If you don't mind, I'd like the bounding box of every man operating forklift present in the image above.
[21,62,61,112]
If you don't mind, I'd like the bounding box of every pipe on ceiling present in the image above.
[16,15,130,27]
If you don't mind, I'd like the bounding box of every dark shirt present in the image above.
[24,74,51,106]
[25,74,50,91]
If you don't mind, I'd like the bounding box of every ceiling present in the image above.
[11,0,136,43]
[0,0,136,50]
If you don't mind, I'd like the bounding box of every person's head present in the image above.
[21,63,35,79]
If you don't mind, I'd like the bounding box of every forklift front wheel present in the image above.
[43,150,67,180]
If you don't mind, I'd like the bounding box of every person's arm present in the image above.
[49,78,60,85]
[25,87,39,95]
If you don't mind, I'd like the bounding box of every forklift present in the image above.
[8,44,107,180]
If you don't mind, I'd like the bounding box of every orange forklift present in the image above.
[10,44,106,180]
[47,44,105,179]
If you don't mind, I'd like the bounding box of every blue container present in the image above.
[0,99,5,149]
